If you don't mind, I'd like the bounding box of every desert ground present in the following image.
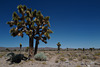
[0,50,100,67]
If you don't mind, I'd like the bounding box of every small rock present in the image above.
[65,61,69,63]
[69,62,71,65]
[86,54,89,55]
[73,59,78,62]
[81,62,85,65]
[87,65,90,67]
[90,61,94,65]
[95,62,100,65]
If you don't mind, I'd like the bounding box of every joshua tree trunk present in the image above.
[20,47,21,54]
[29,36,34,59]
[58,46,60,53]
[58,50,60,53]
[34,39,39,55]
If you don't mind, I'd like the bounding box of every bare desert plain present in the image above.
[0,49,100,67]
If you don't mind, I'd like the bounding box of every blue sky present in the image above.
[0,0,100,48]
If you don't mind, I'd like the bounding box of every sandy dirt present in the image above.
[0,51,100,67]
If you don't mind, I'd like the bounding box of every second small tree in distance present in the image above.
[20,43,22,54]
[57,42,61,53]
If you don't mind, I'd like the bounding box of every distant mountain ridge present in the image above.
[1,47,96,51]
[0,47,59,51]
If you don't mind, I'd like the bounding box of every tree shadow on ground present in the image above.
[6,52,28,64]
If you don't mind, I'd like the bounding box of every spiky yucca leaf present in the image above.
[12,12,18,18]
[17,22,22,27]
[23,5,27,10]
[32,9,37,17]
[7,22,10,25]
[36,11,41,18]
[29,30,33,33]
[47,35,50,39]
[39,14,43,20]
[44,16,50,21]
[11,33,17,37]
[10,28,15,33]
[47,29,53,33]
[18,31,23,36]
[29,34,32,37]
[27,8,32,13]
[44,32,50,39]
[17,5,24,13]
[7,21,14,27]
[26,31,29,35]
[26,10,31,17]
[17,5,23,9]
[42,26,44,29]
[42,37,47,40]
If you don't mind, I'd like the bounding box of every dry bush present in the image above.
[55,59,59,63]
[60,57,66,62]
[76,65,81,67]
[0,52,7,58]
[68,57,73,61]
[0,54,3,58]
[42,62,46,64]
[95,53,100,56]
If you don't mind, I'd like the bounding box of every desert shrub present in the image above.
[25,47,29,52]
[60,57,66,62]
[78,48,82,50]
[6,48,10,51]
[0,52,7,58]
[42,62,46,64]
[66,48,69,51]
[67,53,71,57]
[0,54,4,58]
[34,52,47,61]
[60,53,65,57]
[68,57,73,61]
[74,49,77,50]
[82,48,85,51]
[55,59,59,63]
[89,48,94,51]
[93,56,100,60]
[86,56,93,60]
[13,49,16,51]
[76,65,81,67]
[78,57,82,61]
[95,53,100,56]
[82,55,87,59]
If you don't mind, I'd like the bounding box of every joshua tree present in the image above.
[20,43,22,54]
[13,49,16,51]
[66,48,69,51]
[74,49,77,51]
[34,11,53,55]
[83,48,85,52]
[78,48,82,50]
[6,48,10,51]
[7,5,37,58]
[7,5,53,57]
[57,42,61,53]
[89,48,94,52]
